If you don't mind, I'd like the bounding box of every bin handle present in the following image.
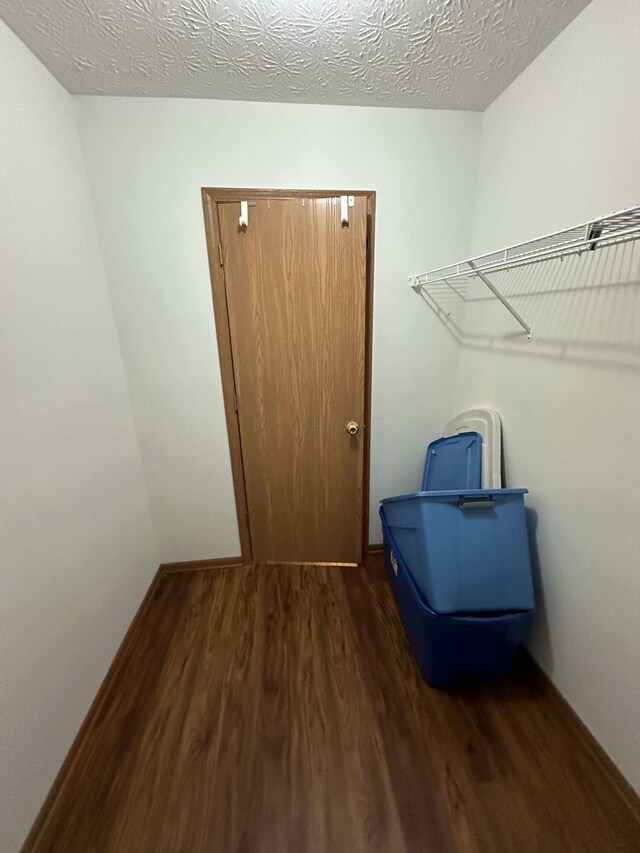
[458,496,496,510]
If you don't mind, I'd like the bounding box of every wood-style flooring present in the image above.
[25,555,640,852]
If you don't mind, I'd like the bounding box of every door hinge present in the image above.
[218,244,224,267]
[232,390,238,412]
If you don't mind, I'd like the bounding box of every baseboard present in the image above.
[22,565,165,851]
[159,555,243,574]
[523,651,640,818]
[164,553,379,572]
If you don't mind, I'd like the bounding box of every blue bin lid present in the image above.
[422,431,482,491]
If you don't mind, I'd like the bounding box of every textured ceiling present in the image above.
[0,0,591,109]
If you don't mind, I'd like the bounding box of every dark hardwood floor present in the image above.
[25,556,640,852]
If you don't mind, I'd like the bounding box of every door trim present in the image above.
[202,188,376,565]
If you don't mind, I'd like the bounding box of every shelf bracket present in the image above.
[468,261,533,341]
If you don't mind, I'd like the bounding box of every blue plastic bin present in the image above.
[381,507,532,688]
[380,488,534,614]
[421,432,482,491]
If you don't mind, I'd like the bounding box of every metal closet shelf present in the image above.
[409,205,640,341]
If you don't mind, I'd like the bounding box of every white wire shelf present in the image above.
[410,205,640,340]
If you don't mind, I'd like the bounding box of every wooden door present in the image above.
[213,194,371,564]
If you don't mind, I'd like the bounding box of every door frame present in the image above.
[202,188,376,565]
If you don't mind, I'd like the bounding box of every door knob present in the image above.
[346,421,360,436]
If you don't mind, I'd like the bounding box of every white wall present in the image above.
[454,0,640,790]
[0,20,158,850]
[2,2,637,845]
[75,97,482,560]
